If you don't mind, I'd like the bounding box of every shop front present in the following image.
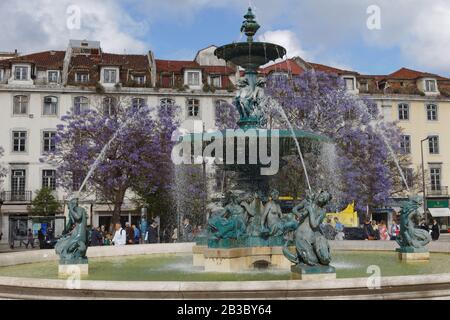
[427,199,450,233]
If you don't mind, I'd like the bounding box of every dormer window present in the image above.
[103,68,117,84]
[425,79,437,92]
[187,71,200,86]
[343,77,355,91]
[48,71,59,84]
[14,66,29,81]
[210,75,222,88]
[76,72,89,83]
[133,75,146,85]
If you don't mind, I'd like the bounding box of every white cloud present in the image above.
[0,0,148,54]
[258,30,308,59]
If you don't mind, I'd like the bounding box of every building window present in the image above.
[132,98,146,109]
[73,96,89,115]
[187,99,200,117]
[72,171,85,192]
[0,69,4,81]
[398,103,409,120]
[402,167,414,188]
[43,131,56,153]
[343,77,355,91]
[425,80,437,92]
[430,167,441,191]
[42,170,56,190]
[48,71,59,83]
[13,95,28,115]
[75,73,89,83]
[429,136,439,154]
[160,98,175,111]
[210,75,222,88]
[187,71,200,86]
[103,97,117,115]
[11,170,26,199]
[381,105,392,122]
[43,96,58,116]
[133,75,146,85]
[426,104,438,121]
[400,135,411,154]
[14,66,28,81]
[103,69,117,84]
[12,131,27,152]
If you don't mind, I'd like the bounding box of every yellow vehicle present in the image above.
[326,202,359,228]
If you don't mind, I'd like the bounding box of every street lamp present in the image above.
[421,136,432,224]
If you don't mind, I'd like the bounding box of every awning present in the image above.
[429,208,450,217]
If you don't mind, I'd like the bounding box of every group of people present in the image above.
[89,221,160,247]
[12,226,54,250]
[363,218,441,241]
[320,217,346,241]
[88,217,204,247]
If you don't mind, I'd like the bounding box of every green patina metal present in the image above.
[55,198,89,265]
[395,196,431,254]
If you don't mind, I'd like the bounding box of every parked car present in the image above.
[344,227,366,240]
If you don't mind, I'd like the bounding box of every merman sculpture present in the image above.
[55,198,89,274]
[283,190,336,278]
[396,196,431,260]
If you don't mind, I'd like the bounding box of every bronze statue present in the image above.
[55,198,89,265]
[396,196,431,251]
[261,189,285,237]
[284,191,333,267]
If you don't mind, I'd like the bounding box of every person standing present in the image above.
[132,225,140,244]
[182,218,193,242]
[390,221,400,241]
[37,228,45,249]
[379,221,390,241]
[25,229,35,249]
[125,222,134,245]
[91,227,103,246]
[172,227,178,243]
[363,218,376,240]
[334,217,345,241]
[112,223,127,246]
[147,221,158,244]
[431,219,440,241]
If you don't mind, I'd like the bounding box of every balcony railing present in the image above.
[427,186,449,196]
[0,191,33,203]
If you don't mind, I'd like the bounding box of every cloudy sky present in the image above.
[1,0,449,76]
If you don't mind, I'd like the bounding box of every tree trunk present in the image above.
[111,189,126,225]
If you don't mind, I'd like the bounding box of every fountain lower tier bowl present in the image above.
[215,42,287,70]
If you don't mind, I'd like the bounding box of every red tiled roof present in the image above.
[202,65,235,75]
[308,62,358,75]
[101,53,149,70]
[4,51,65,69]
[387,67,449,80]
[155,59,201,73]
[260,59,305,75]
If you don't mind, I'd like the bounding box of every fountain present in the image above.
[186,8,336,280]
[1,7,446,300]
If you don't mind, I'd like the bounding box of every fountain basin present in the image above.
[215,42,286,70]
[2,242,450,299]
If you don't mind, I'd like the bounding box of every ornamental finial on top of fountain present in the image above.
[241,7,260,43]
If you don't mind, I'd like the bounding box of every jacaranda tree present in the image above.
[265,71,404,214]
[46,100,176,224]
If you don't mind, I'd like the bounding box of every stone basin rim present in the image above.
[1,241,450,299]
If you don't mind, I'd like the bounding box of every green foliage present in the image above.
[30,188,61,216]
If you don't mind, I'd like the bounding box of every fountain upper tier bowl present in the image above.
[215,42,287,71]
